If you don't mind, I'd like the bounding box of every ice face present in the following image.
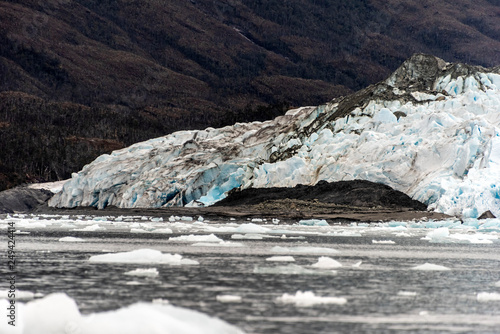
[49,59,500,218]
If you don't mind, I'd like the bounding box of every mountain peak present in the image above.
[385,53,448,91]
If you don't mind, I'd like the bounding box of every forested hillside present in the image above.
[1,0,500,190]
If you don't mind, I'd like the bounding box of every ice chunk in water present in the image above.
[275,291,347,307]
[1,292,245,334]
[168,234,223,243]
[271,246,339,254]
[59,237,86,242]
[216,295,242,303]
[88,249,199,265]
[411,263,450,271]
[266,256,295,262]
[477,292,500,302]
[310,256,342,269]
[124,268,159,277]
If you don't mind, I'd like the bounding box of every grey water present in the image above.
[3,220,500,334]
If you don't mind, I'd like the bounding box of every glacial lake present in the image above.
[1,213,500,333]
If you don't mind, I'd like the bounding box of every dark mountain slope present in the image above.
[1,0,500,190]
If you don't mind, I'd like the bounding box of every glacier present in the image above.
[49,54,500,218]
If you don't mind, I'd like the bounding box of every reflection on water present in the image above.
[1,217,500,333]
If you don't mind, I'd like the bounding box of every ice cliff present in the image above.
[49,54,500,218]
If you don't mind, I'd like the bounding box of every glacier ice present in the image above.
[0,293,245,334]
[58,236,86,242]
[88,249,199,265]
[167,234,223,243]
[253,264,336,275]
[266,256,295,262]
[49,55,500,218]
[477,292,500,302]
[216,295,242,303]
[271,246,339,254]
[124,268,159,277]
[275,291,347,307]
[310,256,342,269]
[411,263,451,271]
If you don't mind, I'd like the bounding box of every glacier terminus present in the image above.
[49,54,500,219]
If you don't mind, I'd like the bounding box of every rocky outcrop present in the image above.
[215,180,427,211]
[0,187,53,213]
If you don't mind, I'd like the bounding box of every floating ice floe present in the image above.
[130,228,152,233]
[275,291,347,307]
[411,263,451,271]
[88,249,199,265]
[299,219,329,226]
[168,234,223,243]
[310,256,342,269]
[422,227,498,243]
[124,268,159,277]
[271,246,339,254]
[254,264,336,275]
[216,295,242,303]
[73,224,105,232]
[397,291,418,297]
[477,292,500,302]
[352,261,362,268]
[192,241,245,247]
[232,233,264,240]
[265,256,295,262]
[0,290,41,301]
[0,293,244,334]
[152,228,174,234]
[58,236,86,242]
